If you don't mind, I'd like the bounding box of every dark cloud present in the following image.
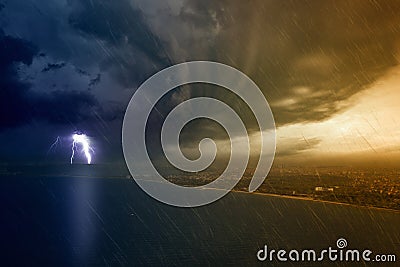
[0,29,37,68]
[88,73,101,87]
[0,29,39,129]
[226,0,400,126]
[75,67,90,76]
[2,0,400,163]
[149,0,400,127]
[41,62,66,72]
[0,30,119,132]
[68,0,172,87]
[4,1,400,130]
[32,90,99,124]
[118,0,400,160]
[0,1,164,161]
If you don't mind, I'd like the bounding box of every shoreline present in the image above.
[233,189,400,213]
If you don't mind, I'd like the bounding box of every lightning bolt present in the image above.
[71,133,93,164]
[47,136,61,154]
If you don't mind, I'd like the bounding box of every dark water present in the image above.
[1,174,399,266]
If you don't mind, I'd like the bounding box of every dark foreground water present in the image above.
[1,174,399,266]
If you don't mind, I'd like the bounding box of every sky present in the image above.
[0,0,400,167]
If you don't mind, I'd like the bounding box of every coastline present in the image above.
[3,169,399,213]
[232,189,400,213]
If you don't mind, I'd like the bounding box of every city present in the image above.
[165,166,400,210]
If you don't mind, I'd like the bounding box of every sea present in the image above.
[0,165,399,266]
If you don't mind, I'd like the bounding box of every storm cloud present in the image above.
[1,0,400,162]
[0,30,116,131]
[140,0,400,126]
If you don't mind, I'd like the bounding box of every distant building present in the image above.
[315,187,334,192]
